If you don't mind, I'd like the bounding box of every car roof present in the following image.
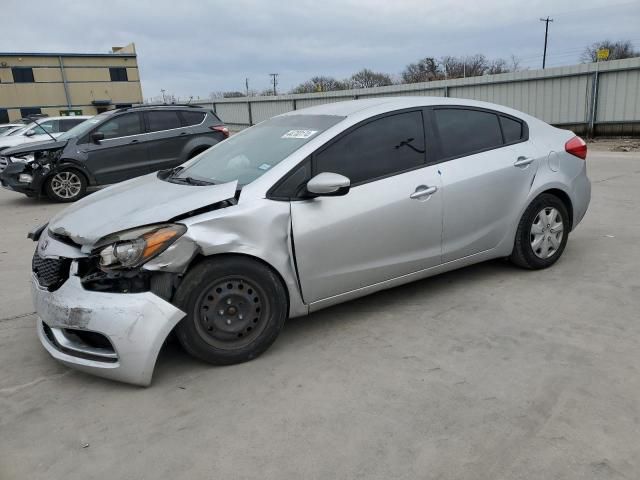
[282,96,537,123]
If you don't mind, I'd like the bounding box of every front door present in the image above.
[290,110,443,303]
[81,112,149,185]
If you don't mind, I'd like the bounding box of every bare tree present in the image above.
[222,91,245,98]
[348,69,393,88]
[401,57,441,83]
[508,54,522,72]
[487,58,509,75]
[581,40,639,62]
[291,76,348,94]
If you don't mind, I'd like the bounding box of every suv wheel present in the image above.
[510,193,570,269]
[45,169,87,202]
[174,257,288,365]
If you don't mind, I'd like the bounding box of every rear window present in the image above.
[434,108,503,159]
[180,110,206,127]
[500,116,524,143]
[147,111,182,132]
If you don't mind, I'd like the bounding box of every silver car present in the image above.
[30,98,591,386]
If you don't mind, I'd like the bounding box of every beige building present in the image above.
[0,43,143,122]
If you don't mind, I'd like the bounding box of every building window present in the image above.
[109,67,128,82]
[20,107,42,118]
[0,109,9,123]
[12,67,35,83]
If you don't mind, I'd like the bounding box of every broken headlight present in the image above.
[95,224,187,270]
[11,153,35,164]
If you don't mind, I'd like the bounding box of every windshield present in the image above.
[174,114,344,186]
[58,113,109,141]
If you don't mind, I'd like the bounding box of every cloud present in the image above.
[2,0,639,99]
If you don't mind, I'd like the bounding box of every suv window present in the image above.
[95,113,143,139]
[147,111,181,132]
[500,116,523,143]
[434,108,503,159]
[313,111,425,185]
[179,110,206,127]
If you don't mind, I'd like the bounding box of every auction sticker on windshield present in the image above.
[281,130,317,139]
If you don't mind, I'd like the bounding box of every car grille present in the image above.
[32,252,71,291]
[0,155,9,173]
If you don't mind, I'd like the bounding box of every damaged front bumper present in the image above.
[32,265,185,386]
[0,161,43,196]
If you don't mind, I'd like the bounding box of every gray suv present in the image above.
[0,105,228,202]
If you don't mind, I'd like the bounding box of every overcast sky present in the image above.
[3,0,640,100]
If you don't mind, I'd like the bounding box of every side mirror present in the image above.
[24,130,35,137]
[306,172,351,197]
[91,132,105,144]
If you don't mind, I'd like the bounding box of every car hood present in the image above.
[0,134,29,149]
[48,173,238,246]
[2,139,67,156]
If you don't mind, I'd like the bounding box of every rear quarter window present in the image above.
[434,108,503,159]
[179,110,206,127]
[500,116,524,143]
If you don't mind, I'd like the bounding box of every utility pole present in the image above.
[269,73,279,96]
[539,17,553,69]
[245,77,250,96]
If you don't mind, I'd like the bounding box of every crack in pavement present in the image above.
[0,370,72,396]
[0,312,36,323]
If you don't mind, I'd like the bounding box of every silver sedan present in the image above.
[30,97,591,385]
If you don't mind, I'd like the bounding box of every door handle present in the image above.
[410,185,438,200]
[180,131,187,136]
[130,139,139,144]
[514,156,534,167]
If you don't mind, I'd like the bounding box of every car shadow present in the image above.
[152,258,518,385]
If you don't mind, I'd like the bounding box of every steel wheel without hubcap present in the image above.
[530,207,564,259]
[195,276,269,350]
[50,171,82,199]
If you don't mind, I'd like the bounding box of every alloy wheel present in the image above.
[50,171,82,199]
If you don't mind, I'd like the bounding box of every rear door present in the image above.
[430,107,538,262]
[143,110,196,172]
[81,112,149,184]
[290,109,443,303]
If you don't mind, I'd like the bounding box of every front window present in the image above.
[58,112,112,141]
[173,114,344,186]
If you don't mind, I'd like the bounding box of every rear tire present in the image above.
[174,257,288,365]
[44,169,87,202]
[510,193,570,269]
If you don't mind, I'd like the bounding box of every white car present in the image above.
[0,123,25,137]
[0,116,91,153]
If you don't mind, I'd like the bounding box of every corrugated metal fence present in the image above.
[195,57,640,135]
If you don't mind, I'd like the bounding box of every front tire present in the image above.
[45,169,87,202]
[174,257,288,365]
[510,193,570,269]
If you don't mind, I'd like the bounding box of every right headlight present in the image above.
[95,223,187,270]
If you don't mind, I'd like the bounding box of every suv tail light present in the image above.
[210,125,230,138]
[565,136,587,160]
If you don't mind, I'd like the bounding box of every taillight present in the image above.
[210,125,230,138]
[565,136,587,160]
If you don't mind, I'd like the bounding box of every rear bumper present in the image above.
[571,171,591,229]
[32,270,185,386]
